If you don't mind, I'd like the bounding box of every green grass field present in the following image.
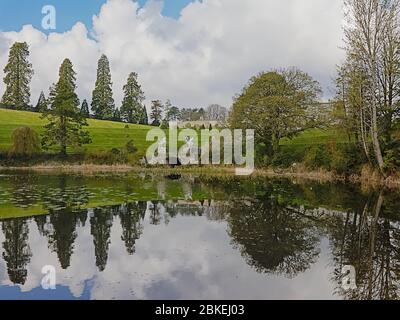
[280,128,348,146]
[0,108,348,159]
[0,108,153,155]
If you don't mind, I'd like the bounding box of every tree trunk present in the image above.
[272,135,280,155]
[360,106,370,161]
[370,74,385,176]
[60,115,67,157]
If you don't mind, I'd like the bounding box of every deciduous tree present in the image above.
[230,68,322,155]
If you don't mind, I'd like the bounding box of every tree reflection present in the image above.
[149,201,162,225]
[1,218,32,284]
[34,215,48,236]
[47,210,79,269]
[119,202,146,255]
[90,207,113,271]
[228,198,320,277]
[40,176,90,270]
[329,191,400,300]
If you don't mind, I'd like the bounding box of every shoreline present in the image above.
[1,163,399,189]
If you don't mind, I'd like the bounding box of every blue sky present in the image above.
[0,0,343,106]
[0,0,195,32]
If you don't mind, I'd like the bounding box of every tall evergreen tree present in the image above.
[113,107,122,122]
[91,54,115,120]
[120,72,145,124]
[34,91,48,113]
[164,99,172,121]
[166,106,181,121]
[41,59,91,156]
[80,99,90,118]
[1,42,34,110]
[150,100,164,126]
[140,105,148,125]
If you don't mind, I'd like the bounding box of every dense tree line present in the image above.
[334,0,400,175]
[0,44,149,125]
[229,0,400,175]
[0,42,227,130]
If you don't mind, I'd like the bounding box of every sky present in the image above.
[0,0,345,110]
[0,0,196,31]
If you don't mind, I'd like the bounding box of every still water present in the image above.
[0,171,399,300]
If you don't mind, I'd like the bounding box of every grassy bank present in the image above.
[1,108,344,154]
[0,108,153,154]
[1,108,395,185]
[1,163,399,189]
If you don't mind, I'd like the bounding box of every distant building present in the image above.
[177,120,223,129]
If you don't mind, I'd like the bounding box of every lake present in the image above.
[0,171,399,300]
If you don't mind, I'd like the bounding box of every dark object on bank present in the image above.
[165,174,182,180]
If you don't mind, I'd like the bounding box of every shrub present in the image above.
[110,148,121,155]
[272,145,307,168]
[303,141,365,174]
[8,127,41,157]
[329,142,365,175]
[125,140,138,154]
[254,143,272,166]
[384,140,400,173]
[303,145,331,170]
[85,148,128,165]
[160,121,169,129]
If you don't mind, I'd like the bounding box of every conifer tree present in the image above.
[140,105,148,125]
[41,59,91,156]
[150,100,163,126]
[164,99,172,120]
[113,108,122,122]
[120,72,145,124]
[34,91,48,113]
[80,99,90,118]
[91,55,115,120]
[1,42,34,110]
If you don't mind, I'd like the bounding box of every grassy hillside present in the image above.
[281,128,348,146]
[0,108,348,160]
[0,108,153,155]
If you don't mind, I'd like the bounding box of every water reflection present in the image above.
[119,202,145,255]
[329,191,400,300]
[2,218,31,284]
[228,199,320,277]
[0,173,400,299]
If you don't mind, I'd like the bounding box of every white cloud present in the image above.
[0,0,345,110]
